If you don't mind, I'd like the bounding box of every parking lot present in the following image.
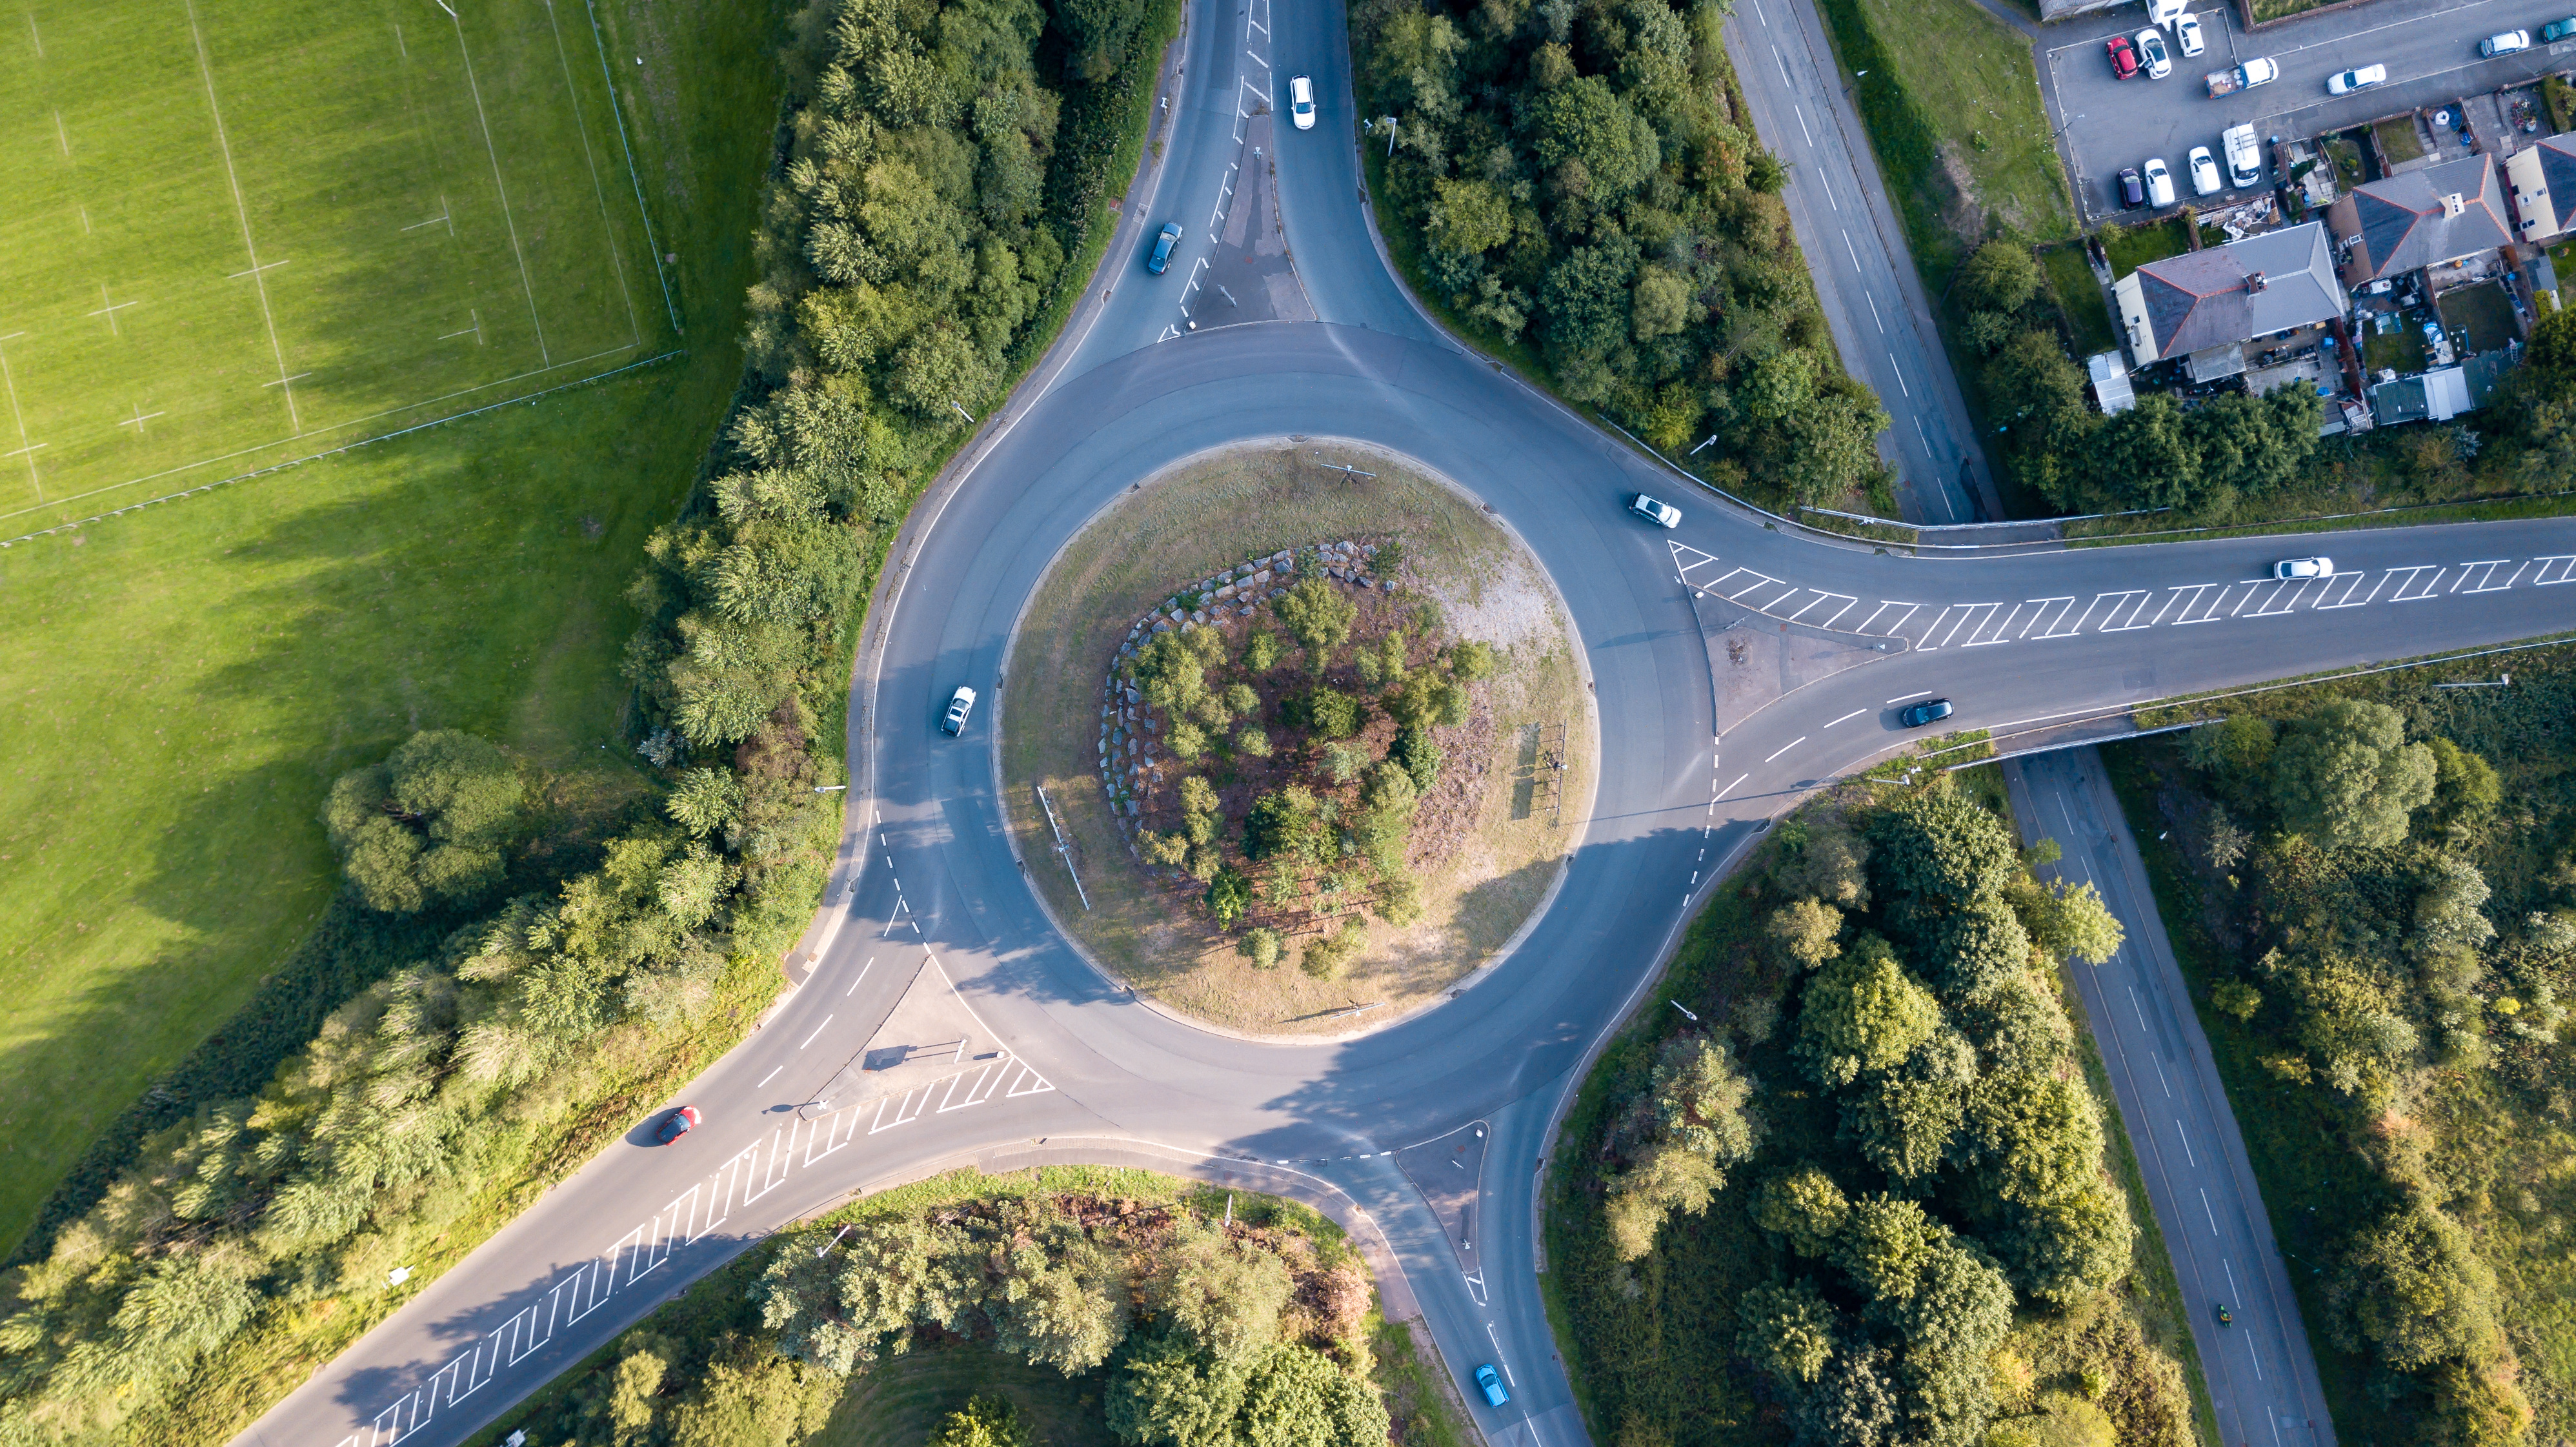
[2039,0,2576,226]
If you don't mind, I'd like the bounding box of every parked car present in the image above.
[1899,698,1956,729]
[2144,156,2177,207]
[2175,10,2205,56]
[2108,33,2140,79]
[1289,74,1316,129]
[2135,26,2173,78]
[2480,29,2531,56]
[1629,493,1682,528]
[1474,1365,1510,1408]
[2117,167,2146,207]
[2327,63,2387,94]
[655,1106,702,1144]
[2272,556,2335,580]
[941,685,978,734]
[2206,57,2277,96]
[2188,145,2222,196]
[1146,221,1183,274]
[2543,16,2576,43]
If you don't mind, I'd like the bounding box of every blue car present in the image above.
[1474,1364,1509,1408]
[1899,698,1955,729]
[1147,221,1183,275]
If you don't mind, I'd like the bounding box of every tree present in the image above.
[1205,867,1255,929]
[1753,1165,1851,1257]
[2209,979,2261,1022]
[2426,736,2501,833]
[1989,1180,2131,1306]
[2328,1204,2502,1370]
[1107,1334,1250,1447]
[1769,898,1844,966]
[1605,1037,1764,1258]
[1794,1346,1900,1447]
[1426,177,1514,257]
[1838,1035,1973,1182]
[1926,894,2032,999]
[1796,940,1943,1088]
[1284,686,1362,739]
[1632,265,1694,339]
[1240,1344,1391,1447]
[2193,385,2321,503]
[665,767,742,837]
[1955,242,2040,316]
[1237,926,1283,969]
[1148,1224,1294,1361]
[1869,785,2019,941]
[1274,578,1356,665]
[1528,76,1653,201]
[1961,1068,2103,1209]
[321,730,523,913]
[2180,714,2274,778]
[2088,393,2202,511]
[1737,1280,1840,1384]
[932,1395,1032,1447]
[1243,786,1329,864]
[2028,880,2123,966]
[1540,243,1640,361]
[2269,700,2437,849]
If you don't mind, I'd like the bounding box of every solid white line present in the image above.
[797,1015,834,1049]
[1762,736,1806,762]
[185,0,303,433]
[1715,772,1749,800]
[1824,707,1867,727]
[446,6,550,363]
[1246,48,1268,66]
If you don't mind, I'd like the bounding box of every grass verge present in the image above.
[999,443,1593,1033]
[2041,241,2117,356]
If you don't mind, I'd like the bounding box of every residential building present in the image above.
[2505,133,2576,245]
[2112,221,2348,371]
[2325,154,2512,287]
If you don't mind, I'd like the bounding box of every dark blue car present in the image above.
[1899,698,1955,729]
[1147,221,1183,275]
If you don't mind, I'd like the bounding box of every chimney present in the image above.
[2442,192,2466,218]
[2246,270,2268,293]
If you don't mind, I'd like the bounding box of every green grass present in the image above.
[1371,1315,1478,1447]
[2362,318,2428,376]
[2437,281,2518,356]
[2102,218,2191,279]
[1847,0,2071,249]
[2322,137,2365,188]
[0,0,780,1255]
[810,1347,1118,1447]
[2373,116,2426,166]
[2040,241,2117,356]
[0,0,671,535]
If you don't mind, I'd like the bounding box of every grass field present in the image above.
[1850,0,2073,249]
[0,0,778,1255]
[1000,444,1596,1034]
[2040,241,2117,356]
[0,0,671,539]
[2103,216,2193,278]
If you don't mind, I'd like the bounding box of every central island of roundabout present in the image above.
[996,442,1601,1036]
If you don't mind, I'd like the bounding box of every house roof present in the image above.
[2119,223,2347,361]
[2336,154,2512,281]
[2506,134,2576,244]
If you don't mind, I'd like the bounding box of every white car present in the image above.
[2143,156,2176,207]
[2135,26,2173,79]
[940,685,977,734]
[2272,556,2335,580]
[1288,74,1316,130]
[2188,146,2222,196]
[1629,494,1682,528]
[2480,30,2531,56]
[2175,11,2205,56]
[2328,64,2388,94]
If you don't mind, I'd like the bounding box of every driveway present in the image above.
[2038,0,2575,227]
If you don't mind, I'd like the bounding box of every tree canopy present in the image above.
[321,730,523,913]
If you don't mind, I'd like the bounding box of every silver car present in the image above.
[941,685,978,734]
[2272,556,2335,580]
[1629,494,1682,528]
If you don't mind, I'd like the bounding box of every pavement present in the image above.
[2038,0,2576,227]
[2004,749,2338,1447]
[223,0,2576,1441]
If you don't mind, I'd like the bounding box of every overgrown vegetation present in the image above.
[1119,554,1496,974]
[483,1169,1401,1447]
[0,0,1178,1435]
[1547,774,2198,1447]
[2112,646,2576,1445]
[1348,0,1889,509]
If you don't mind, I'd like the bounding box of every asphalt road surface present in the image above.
[232,0,2576,1442]
[2042,0,2576,226]
[2005,749,2337,1447]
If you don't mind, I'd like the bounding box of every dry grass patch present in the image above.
[1000,443,1595,1035]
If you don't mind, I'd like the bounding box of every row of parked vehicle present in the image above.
[2110,10,2576,89]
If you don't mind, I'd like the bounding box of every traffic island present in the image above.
[1000,441,1596,1036]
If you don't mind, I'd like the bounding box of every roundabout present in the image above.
[243,0,2576,1442]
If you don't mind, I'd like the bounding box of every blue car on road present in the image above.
[1147,222,1183,275]
[1474,1364,1508,1407]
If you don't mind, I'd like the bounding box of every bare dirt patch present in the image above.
[998,441,1596,1035]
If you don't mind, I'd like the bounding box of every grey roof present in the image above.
[2128,223,2346,358]
[2337,154,2511,280]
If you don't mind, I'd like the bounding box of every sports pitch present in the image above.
[0,0,676,536]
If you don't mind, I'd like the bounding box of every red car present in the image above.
[654,1106,702,1144]
[2107,34,2140,79]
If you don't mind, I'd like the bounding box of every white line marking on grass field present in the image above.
[52,108,68,157]
[28,14,42,57]
[0,334,41,500]
[443,4,551,365]
[185,0,303,434]
[88,285,143,336]
[118,403,165,434]
[541,0,643,346]
[77,207,89,235]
